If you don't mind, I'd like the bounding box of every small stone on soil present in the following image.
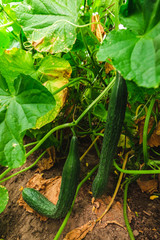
[133,229,139,237]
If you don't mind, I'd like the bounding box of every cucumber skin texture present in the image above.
[22,136,80,219]
[92,72,128,198]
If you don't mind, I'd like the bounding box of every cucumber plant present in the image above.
[0,1,160,239]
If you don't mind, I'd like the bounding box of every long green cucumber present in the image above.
[92,72,128,197]
[22,135,80,219]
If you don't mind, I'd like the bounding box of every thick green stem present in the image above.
[75,78,115,125]
[0,167,12,180]
[0,151,46,184]
[143,97,155,164]
[123,182,135,240]
[114,160,160,174]
[26,123,75,158]
[53,164,99,240]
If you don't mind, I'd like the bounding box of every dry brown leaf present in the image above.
[137,179,158,194]
[91,14,105,42]
[63,221,96,240]
[36,146,55,172]
[92,196,132,228]
[136,116,160,147]
[105,60,114,74]
[17,174,61,220]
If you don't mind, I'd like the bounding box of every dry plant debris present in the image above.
[36,146,56,172]
[64,195,133,240]
[63,221,96,240]
[91,14,105,42]
[137,179,158,194]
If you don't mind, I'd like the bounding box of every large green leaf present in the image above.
[0,74,55,168]
[120,0,160,34]
[0,185,9,214]
[97,0,160,88]
[0,49,71,129]
[15,0,81,53]
[0,48,36,92]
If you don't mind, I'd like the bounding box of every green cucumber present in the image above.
[92,72,128,197]
[22,135,80,219]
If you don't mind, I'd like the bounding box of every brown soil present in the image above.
[0,141,160,240]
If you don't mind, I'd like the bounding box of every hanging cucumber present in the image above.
[22,135,80,219]
[92,72,128,197]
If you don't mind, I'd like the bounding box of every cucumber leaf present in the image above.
[93,103,107,122]
[0,185,9,214]
[35,55,72,128]
[0,30,10,55]
[97,0,160,88]
[0,74,55,168]
[0,49,71,129]
[37,55,72,81]
[120,0,160,34]
[15,0,81,53]
[36,78,68,129]
[0,48,36,91]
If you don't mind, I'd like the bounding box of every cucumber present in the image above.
[92,72,128,197]
[22,135,80,219]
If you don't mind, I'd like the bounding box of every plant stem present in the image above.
[0,151,46,184]
[53,164,99,240]
[0,22,13,28]
[123,181,135,240]
[80,28,100,77]
[26,78,115,160]
[75,78,115,125]
[79,19,100,45]
[114,160,160,174]
[0,167,12,180]
[24,141,39,148]
[26,123,75,158]
[76,65,95,79]
[80,132,102,161]
[52,77,91,95]
[143,97,155,164]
